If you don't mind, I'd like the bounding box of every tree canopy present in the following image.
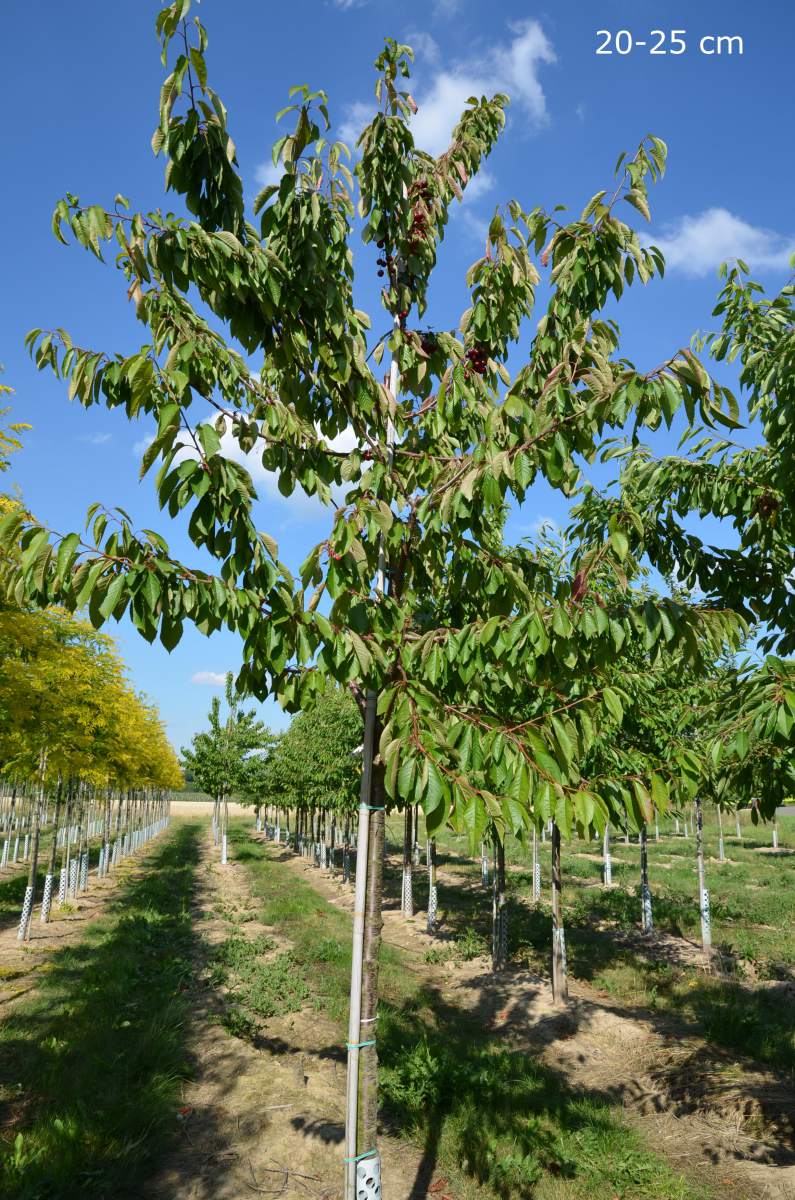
[0,2,758,848]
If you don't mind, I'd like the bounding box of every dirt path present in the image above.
[149,833,428,1200]
[278,842,795,1200]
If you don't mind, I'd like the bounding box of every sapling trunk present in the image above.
[735,813,742,840]
[717,805,725,861]
[41,777,63,923]
[343,813,351,883]
[427,836,438,933]
[695,797,712,964]
[401,804,413,916]
[491,831,507,970]
[640,824,653,934]
[772,819,779,850]
[551,822,568,1003]
[603,822,612,885]
[360,796,385,1160]
[531,826,541,901]
[19,752,46,941]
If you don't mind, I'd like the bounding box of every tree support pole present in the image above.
[344,690,379,1200]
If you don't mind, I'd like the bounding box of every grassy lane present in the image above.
[385,814,795,1080]
[228,822,715,1200]
[0,820,201,1199]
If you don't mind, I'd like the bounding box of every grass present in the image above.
[0,835,109,930]
[227,821,716,1200]
[0,820,201,1199]
[384,812,795,1081]
[208,932,311,1038]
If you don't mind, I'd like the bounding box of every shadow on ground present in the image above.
[0,823,202,1200]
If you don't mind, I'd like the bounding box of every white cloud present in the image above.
[132,419,358,521]
[191,671,227,686]
[254,159,283,189]
[81,432,112,446]
[462,169,496,201]
[433,0,462,13]
[413,21,555,155]
[338,20,555,157]
[338,100,373,149]
[651,208,795,277]
[459,208,489,244]
[406,31,440,65]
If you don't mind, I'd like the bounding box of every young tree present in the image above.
[181,673,271,860]
[1,5,746,1188]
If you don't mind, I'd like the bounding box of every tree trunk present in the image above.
[401,804,413,916]
[717,805,725,861]
[695,797,712,964]
[360,791,385,1158]
[640,824,653,934]
[531,826,541,900]
[551,822,568,1003]
[491,831,507,970]
[19,752,46,941]
[426,836,438,933]
[41,777,63,923]
[602,822,612,885]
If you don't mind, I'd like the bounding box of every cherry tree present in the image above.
[1,4,745,1189]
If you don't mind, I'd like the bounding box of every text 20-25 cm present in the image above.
[596,30,744,57]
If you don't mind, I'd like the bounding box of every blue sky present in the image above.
[1,0,792,752]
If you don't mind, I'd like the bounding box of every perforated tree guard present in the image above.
[641,883,653,933]
[603,853,612,885]
[356,1154,381,1200]
[17,885,33,942]
[401,865,414,916]
[427,884,438,933]
[40,874,54,923]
